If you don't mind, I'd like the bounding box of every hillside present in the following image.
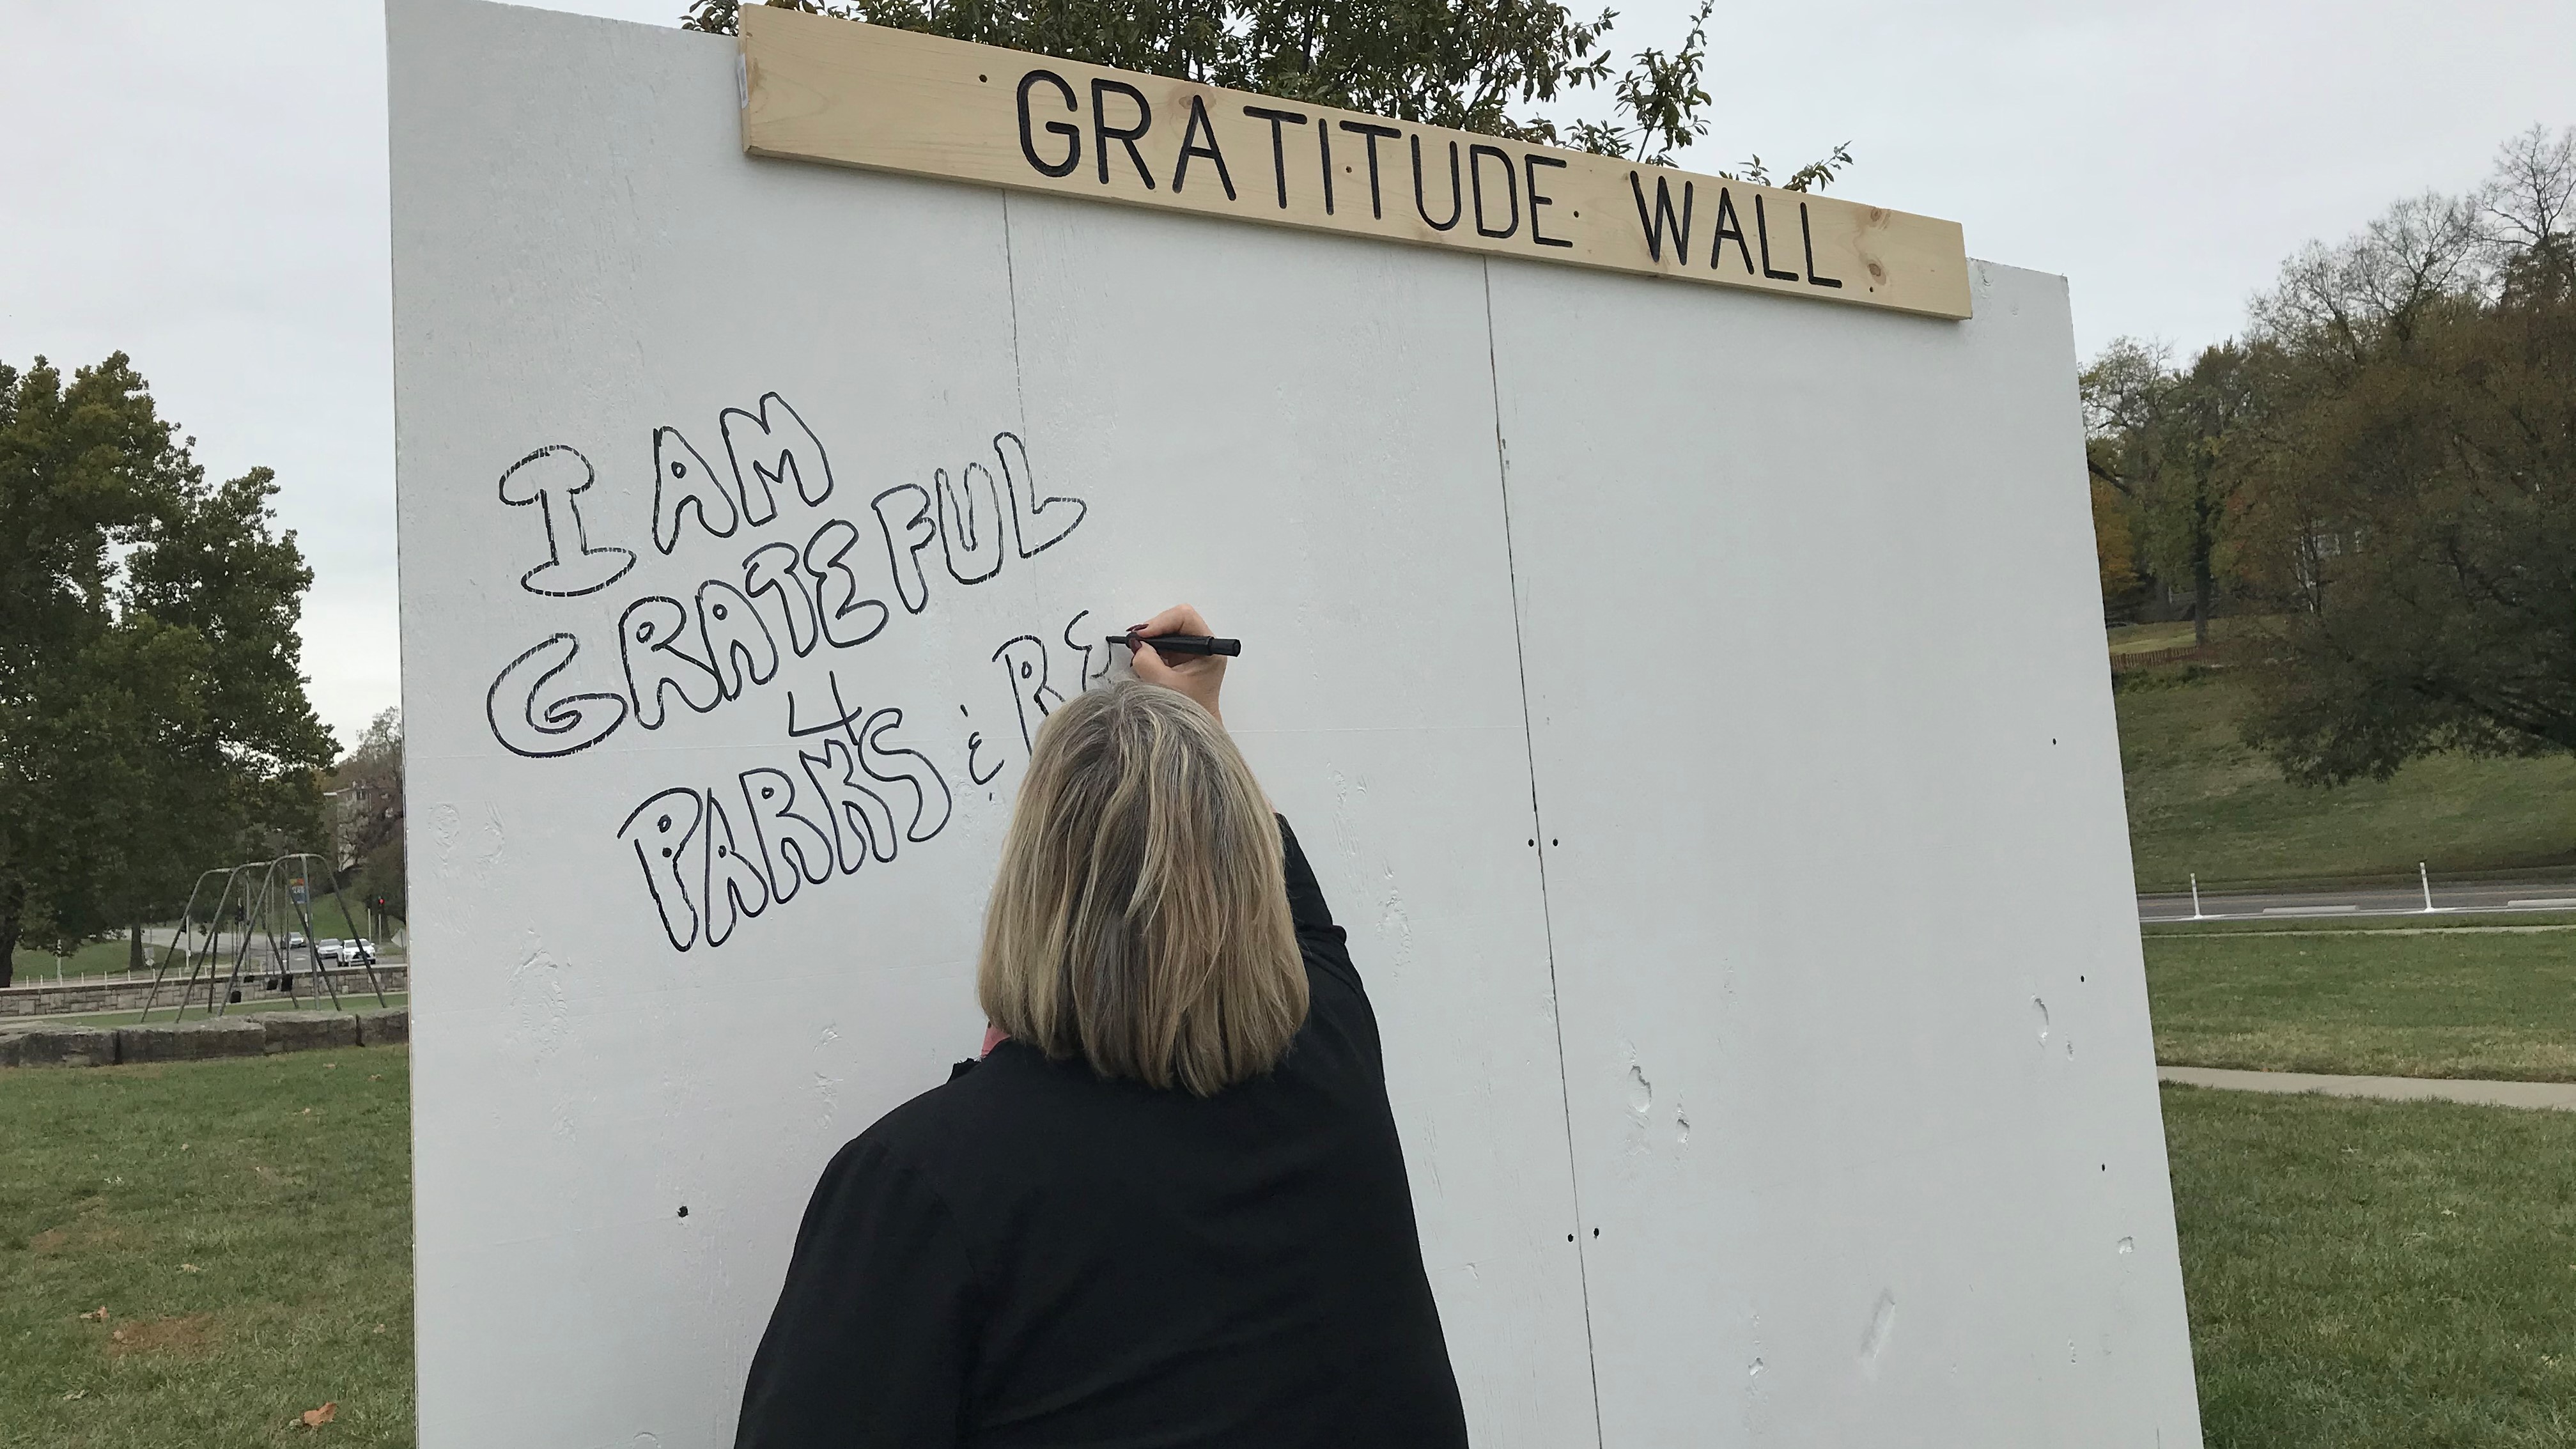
[2115,660,2576,891]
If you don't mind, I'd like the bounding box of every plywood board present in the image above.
[392,4,1584,1445]
[1486,257,2201,1446]
[391,2,2198,1445]
[739,8,1972,320]
[995,193,1597,1440]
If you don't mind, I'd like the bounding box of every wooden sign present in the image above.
[738,10,1972,320]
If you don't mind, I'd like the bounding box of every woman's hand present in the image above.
[1123,604,1226,724]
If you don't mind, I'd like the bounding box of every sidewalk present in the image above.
[2160,1065,2576,1111]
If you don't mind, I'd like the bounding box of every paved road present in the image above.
[2139,876,2576,924]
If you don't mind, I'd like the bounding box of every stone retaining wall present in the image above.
[0,1008,409,1068]
[0,965,407,1019]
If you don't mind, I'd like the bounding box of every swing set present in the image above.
[138,853,392,1021]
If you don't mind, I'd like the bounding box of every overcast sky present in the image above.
[4,0,2570,749]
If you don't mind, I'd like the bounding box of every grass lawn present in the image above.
[11,1048,2575,1446]
[12,900,394,984]
[2107,616,2270,657]
[2145,925,2576,1081]
[2116,666,2576,891]
[2142,916,2576,938]
[2167,1085,2576,1448]
[9,938,146,985]
[0,1046,414,1448]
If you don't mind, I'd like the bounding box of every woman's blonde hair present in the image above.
[977,681,1308,1096]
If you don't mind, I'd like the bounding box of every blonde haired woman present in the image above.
[736,606,1468,1448]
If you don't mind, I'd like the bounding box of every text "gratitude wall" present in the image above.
[738,9,1973,320]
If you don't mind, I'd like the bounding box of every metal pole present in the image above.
[275,854,346,1012]
[215,863,270,1017]
[142,869,231,1022]
[308,852,389,1009]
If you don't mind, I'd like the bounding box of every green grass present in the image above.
[0,1046,414,1448]
[2146,927,2576,1081]
[12,900,394,984]
[2167,1085,2576,1448]
[9,1046,2572,1445]
[2143,917,2576,938]
[9,938,144,984]
[2116,667,2576,891]
[2109,619,2203,655]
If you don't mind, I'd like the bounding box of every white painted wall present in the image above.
[1488,258,2198,1445]
[390,3,2199,1445]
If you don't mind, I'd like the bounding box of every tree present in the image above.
[683,0,1853,186]
[328,708,406,934]
[2089,477,2139,615]
[0,354,335,987]
[2230,127,2576,783]
[2082,338,2266,642]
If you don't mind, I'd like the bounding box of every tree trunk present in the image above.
[2192,552,2214,647]
[130,922,146,973]
[0,885,20,991]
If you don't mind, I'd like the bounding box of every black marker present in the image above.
[1110,633,1242,656]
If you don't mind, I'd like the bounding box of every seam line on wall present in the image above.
[1001,190,1028,428]
[1480,255,1607,1449]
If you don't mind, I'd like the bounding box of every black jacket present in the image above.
[735,817,1470,1448]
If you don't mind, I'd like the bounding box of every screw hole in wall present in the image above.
[677,1205,690,1218]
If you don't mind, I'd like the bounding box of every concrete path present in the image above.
[2160,1065,2576,1111]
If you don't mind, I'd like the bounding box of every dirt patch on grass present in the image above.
[105,1313,215,1358]
[28,1221,124,1254]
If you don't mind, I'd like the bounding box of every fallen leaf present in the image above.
[325,1062,338,1069]
[298,1401,338,1429]
[299,1108,312,1116]
[78,1306,108,1322]
[371,1323,385,1334]
[63,1388,86,1401]
[180,1262,201,1273]
[368,1074,382,1081]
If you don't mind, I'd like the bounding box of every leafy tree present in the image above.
[2089,477,2138,614]
[2082,337,2266,642]
[328,708,406,933]
[0,354,334,987]
[684,0,1853,185]
[2230,126,2576,783]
